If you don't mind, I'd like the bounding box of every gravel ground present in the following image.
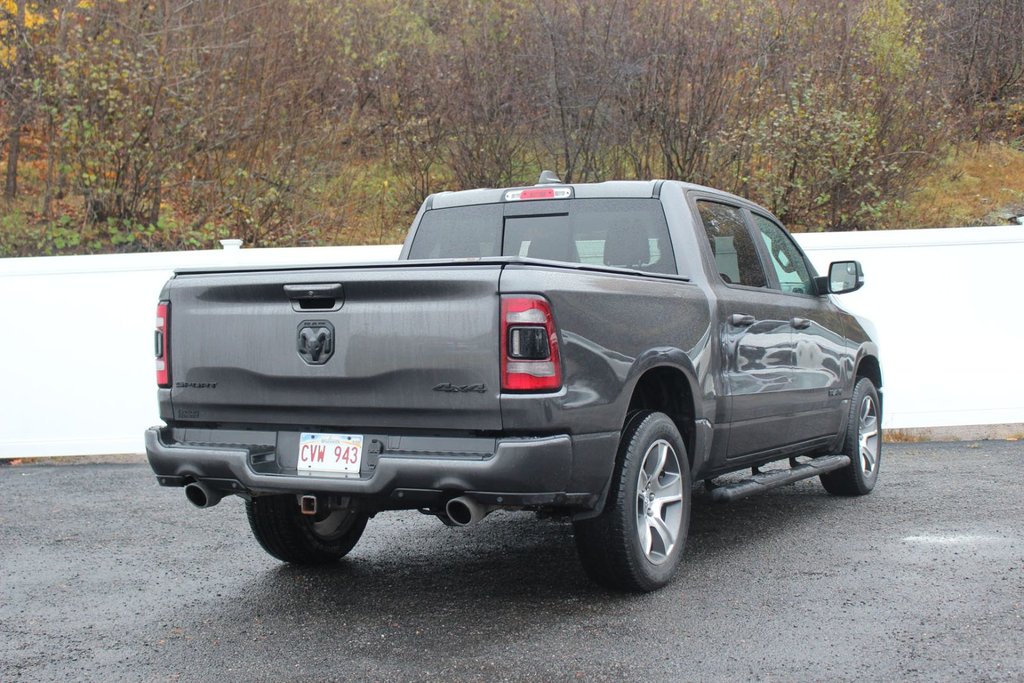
[1,441,1021,682]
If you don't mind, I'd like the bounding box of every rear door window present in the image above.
[695,201,767,288]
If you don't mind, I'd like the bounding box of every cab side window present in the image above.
[696,200,767,288]
[752,214,815,295]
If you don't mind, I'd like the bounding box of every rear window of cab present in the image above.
[408,198,676,274]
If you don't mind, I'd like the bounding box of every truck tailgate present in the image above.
[166,265,502,431]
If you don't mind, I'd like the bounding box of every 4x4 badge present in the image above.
[297,320,335,365]
[433,383,487,393]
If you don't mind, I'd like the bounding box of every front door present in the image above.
[749,212,847,443]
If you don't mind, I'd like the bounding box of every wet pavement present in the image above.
[1,441,1022,681]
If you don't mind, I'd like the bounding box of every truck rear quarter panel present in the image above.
[498,265,714,436]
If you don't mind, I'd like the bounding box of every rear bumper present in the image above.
[145,426,618,512]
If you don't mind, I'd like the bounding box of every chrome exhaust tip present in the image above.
[444,496,493,527]
[184,481,224,509]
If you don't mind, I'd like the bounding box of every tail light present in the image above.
[501,296,562,392]
[155,301,170,387]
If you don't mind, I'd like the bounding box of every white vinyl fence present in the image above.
[1,226,1021,458]
[0,244,400,458]
[796,226,1024,429]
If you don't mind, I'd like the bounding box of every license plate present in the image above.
[297,433,363,476]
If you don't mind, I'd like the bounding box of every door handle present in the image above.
[728,314,756,327]
[790,317,811,330]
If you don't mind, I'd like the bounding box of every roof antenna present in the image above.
[537,170,562,185]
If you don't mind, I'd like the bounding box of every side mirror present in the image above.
[821,260,864,295]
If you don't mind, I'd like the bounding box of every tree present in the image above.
[1,0,43,199]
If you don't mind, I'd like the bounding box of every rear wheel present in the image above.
[574,411,691,592]
[821,377,882,496]
[246,495,368,564]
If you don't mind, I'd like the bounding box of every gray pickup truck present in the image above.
[146,175,882,592]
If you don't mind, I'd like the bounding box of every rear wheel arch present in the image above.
[626,365,697,470]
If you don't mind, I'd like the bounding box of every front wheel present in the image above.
[821,377,882,496]
[574,411,691,592]
[246,495,369,564]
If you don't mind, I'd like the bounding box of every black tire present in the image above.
[574,411,691,593]
[246,495,369,564]
[821,377,882,496]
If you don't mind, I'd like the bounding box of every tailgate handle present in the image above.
[284,283,344,311]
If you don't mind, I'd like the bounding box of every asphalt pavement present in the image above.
[1,441,1021,682]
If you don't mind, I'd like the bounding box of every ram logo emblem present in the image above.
[297,321,335,365]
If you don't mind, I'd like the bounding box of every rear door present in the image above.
[167,264,503,431]
[691,198,800,460]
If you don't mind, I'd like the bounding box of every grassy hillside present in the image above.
[2,139,1023,258]
[883,143,1024,229]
